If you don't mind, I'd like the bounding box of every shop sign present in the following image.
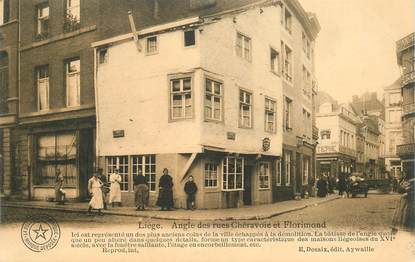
[113,130,125,138]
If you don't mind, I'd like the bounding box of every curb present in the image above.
[2,196,340,221]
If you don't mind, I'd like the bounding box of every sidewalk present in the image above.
[2,195,340,221]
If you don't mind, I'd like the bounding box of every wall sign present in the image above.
[227,132,236,140]
[113,130,125,138]
[262,137,271,151]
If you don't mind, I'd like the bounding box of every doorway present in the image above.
[243,165,252,205]
[79,129,94,200]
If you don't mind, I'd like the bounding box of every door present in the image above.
[243,166,252,205]
[295,153,302,193]
[79,129,94,200]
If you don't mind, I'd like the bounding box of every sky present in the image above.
[299,0,414,103]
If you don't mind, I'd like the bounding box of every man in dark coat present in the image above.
[338,173,348,197]
[184,175,198,210]
[98,168,109,210]
[317,175,328,197]
[156,168,174,211]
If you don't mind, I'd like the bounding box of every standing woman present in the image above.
[88,172,104,215]
[156,168,174,211]
[134,169,149,211]
[109,169,122,207]
[54,168,66,205]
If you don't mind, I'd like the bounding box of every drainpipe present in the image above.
[93,47,99,170]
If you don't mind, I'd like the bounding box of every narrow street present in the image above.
[1,193,400,230]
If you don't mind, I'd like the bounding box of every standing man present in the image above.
[109,169,122,207]
[156,168,174,211]
[134,169,149,211]
[88,171,104,215]
[98,168,109,210]
[338,173,347,198]
[184,175,197,210]
[54,168,66,205]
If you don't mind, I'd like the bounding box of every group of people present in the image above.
[85,167,198,215]
[315,173,348,198]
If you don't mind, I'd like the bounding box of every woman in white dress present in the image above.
[109,169,122,207]
[88,172,104,215]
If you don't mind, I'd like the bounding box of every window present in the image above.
[306,40,311,59]
[389,93,401,106]
[236,33,251,61]
[36,65,49,111]
[66,58,80,107]
[265,98,276,133]
[284,151,291,186]
[146,36,158,54]
[302,157,309,185]
[275,159,281,186]
[0,52,8,114]
[106,156,129,191]
[36,132,77,186]
[98,48,108,65]
[205,78,222,121]
[321,130,331,140]
[223,157,244,191]
[64,0,80,32]
[204,163,218,188]
[258,162,270,189]
[302,33,306,52]
[132,155,156,192]
[184,30,196,46]
[170,77,192,120]
[36,3,49,36]
[284,9,292,34]
[283,44,293,82]
[239,89,252,128]
[283,96,292,131]
[0,0,10,25]
[270,48,280,74]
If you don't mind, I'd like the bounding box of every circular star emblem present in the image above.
[21,215,60,252]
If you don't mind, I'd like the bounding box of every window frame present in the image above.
[36,65,50,112]
[36,3,49,36]
[275,159,282,186]
[204,162,218,188]
[283,96,292,131]
[284,151,291,186]
[302,156,309,186]
[264,97,277,133]
[204,76,224,122]
[146,35,159,55]
[168,73,194,121]
[106,156,129,192]
[283,44,293,83]
[132,155,156,192]
[284,8,292,34]
[183,29,196,47]
[65,0,80,22]
[222,157,244,191]
[239,88,253,129]
[235,32,252,62]
[270,47,280,75]
[65,57,81,108]
[258,162,271,190]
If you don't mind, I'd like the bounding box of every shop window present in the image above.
[106,156,129,191]
[36,65,49,111]
[66,58,80,107]
[236,32,251,61]
[204,163,218,188]
[170,76,192,120]
[222,157,243,191]
[302,157,309,185]
[275,159,281,186]
[184,30,196,47]
[132,155,156,192]
[239,89,252,128]
[64,0,80,32]
[146,36,158,54]
[265,98,276,133]
[284,151,291,186]
[36,133,77,186]
[258,162,270,189]
[205,78,222,121]
[36,3,49,38]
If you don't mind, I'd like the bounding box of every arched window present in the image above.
[0,51,8,114]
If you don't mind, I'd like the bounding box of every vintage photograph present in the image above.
[0,0,414,261]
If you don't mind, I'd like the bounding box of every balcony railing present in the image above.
[402,103,415,115]
[396,33,415,53]
[397,143,415,157]
[339,145,357,157]
[401,71,415,86]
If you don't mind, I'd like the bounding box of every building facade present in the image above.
[94,0,320,208]
[396,32,415,179]
[316,103,358,178]
[383,80,403,179]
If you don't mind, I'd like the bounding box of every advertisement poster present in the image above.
[0,0,414,261]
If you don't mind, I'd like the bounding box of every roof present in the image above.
[384,78,401,91]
